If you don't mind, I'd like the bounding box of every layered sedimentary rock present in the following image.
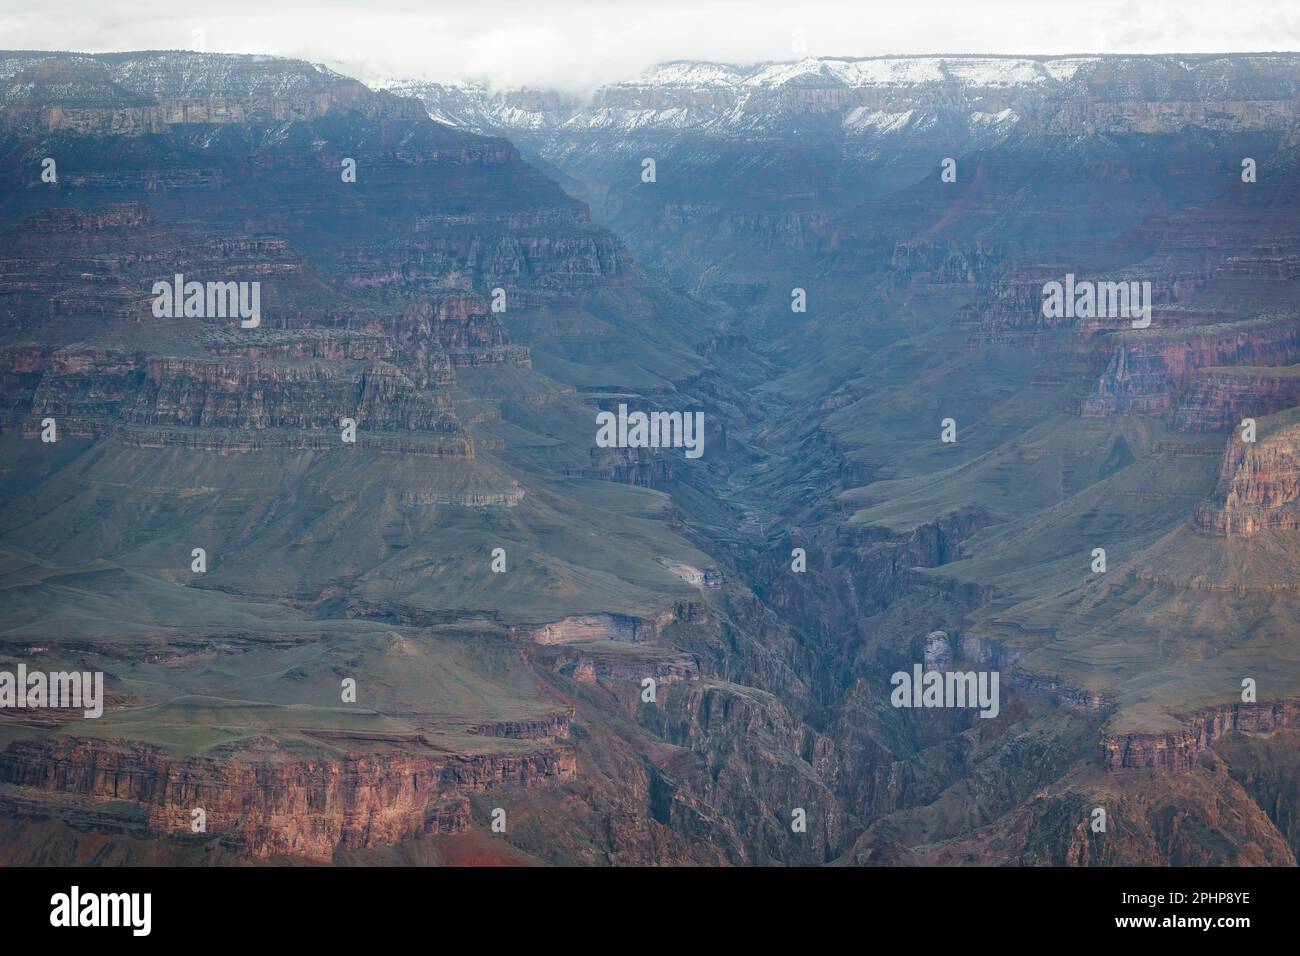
[126,359,451,431]
[1080,316,1300,417]
[469,710,574,741]
[0,736,574,861]
[836,506,994,610]
[397,52,1300,866]
[1194,407,1300,535]
[0,50,757,868]
[1008,670,1116,719]
[639,680,852,865]
[1174,365,1300,431]
[569,446,677,486]
[3,342,474,455]
[1102,700,1300,771]
[0,51,396,132]
[7,46,1300,868]
[556,649,700,684]
[519,607,703,645]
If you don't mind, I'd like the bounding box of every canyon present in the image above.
[0,50,1297,866]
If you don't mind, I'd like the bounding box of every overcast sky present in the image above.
[3,0,1298,92]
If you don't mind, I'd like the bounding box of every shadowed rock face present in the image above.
[2,49,1300,867]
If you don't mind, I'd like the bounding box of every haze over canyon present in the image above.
[0,47,1297,866]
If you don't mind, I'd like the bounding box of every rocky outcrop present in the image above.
[0,735,574,861]
[1194,408,1300,535]
[521,613,657,646]
[837,506,994,610]
[660,561,723,590]
[1010,672,1115,719]
[469,710,573,740]
[11,204,151,231]
[6,341,475,455]
[1174,365,1300,431]
[203,328,400,362]
[1102,700,1300,771]
[125,358,450,432]
[1075,98,1300,135]
[404,54,1300,148]
[636,680,852,865]
[556,649,700,684]
[569,446,678,487]
[922,629,953,669]
[29,347,142,418]
[0,51,404,133]
[1080,316,1300,417]
[112,424,474,458]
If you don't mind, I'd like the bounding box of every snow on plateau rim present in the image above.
[638,56,1101,89]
